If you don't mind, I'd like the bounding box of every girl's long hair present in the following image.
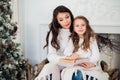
[71,16,96,52]
[44,5,74,50]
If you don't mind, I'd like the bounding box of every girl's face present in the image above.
[57,12,71,29]
[74,19,86,38]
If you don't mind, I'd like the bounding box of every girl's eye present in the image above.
[75,25,79,27]
[81,24,85,26]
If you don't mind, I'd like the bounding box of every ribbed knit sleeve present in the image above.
[88,39,100,63]
[47,32,63,63]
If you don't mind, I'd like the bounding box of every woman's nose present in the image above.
[64,19,68,23]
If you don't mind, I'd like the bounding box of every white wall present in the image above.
[19,0,120,65]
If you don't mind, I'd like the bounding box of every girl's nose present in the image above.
[79,26,82,29]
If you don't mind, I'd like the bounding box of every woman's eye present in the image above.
[59,19,63,21]
[66,16,69,19]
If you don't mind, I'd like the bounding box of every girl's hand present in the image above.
[76,62,95,69]
[65,54,80,60]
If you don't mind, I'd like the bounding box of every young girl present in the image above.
[61,16,109,80]
[35,5,74,80]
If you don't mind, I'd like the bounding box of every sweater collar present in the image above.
[59,28,70,33]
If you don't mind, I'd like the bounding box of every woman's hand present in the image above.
[65,54,80,60]
[77,62,95,69]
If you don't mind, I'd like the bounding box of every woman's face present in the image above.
[74,19,86,38]
[57,12,71,29]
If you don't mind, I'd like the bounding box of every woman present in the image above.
[61,16,109,80]
[35,5,74,80]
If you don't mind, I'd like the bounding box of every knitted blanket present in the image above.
[61,66,109,80]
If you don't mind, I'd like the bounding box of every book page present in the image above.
[58,58,89,67]
[75,59,89,65]
[58,58,75,67]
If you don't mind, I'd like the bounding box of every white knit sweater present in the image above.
[47,28,71,64]
[63,38,100,64]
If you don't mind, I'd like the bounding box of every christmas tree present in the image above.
[0,0,27,80]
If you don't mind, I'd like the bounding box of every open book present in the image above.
[58,58,89,67]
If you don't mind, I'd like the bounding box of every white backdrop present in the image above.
[19,0,120,65]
